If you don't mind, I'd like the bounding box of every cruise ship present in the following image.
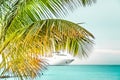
[44,52,74,65]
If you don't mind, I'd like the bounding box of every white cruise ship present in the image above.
[44,52,74,65]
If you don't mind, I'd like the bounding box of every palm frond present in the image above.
[0,0,95,79]
[14,19,94,57]
[0,19,94,79]
[0,0,96,44]
[1,0,96,30]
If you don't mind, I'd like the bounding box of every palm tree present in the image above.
[0,0,95,80]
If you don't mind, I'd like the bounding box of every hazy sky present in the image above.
[65,0,120,65]
[0,0,120,65]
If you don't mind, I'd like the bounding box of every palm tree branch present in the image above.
[18,19,95,57]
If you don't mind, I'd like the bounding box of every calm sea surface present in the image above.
[3,65,120,80]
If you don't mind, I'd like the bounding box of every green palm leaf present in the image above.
[0,0,96,38]
[0,19,94,79]
[20,19,94,56]
[0,0,95,79]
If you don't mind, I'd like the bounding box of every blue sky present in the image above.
[65,0,120,65]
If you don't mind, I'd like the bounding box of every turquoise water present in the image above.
[39,65,120,80]
[2,65,120,80]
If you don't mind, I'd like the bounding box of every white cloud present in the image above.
[71,49,120,65]
[94,49,120,54]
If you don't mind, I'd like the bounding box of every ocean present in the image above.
[39,65,120,80]
[2,65,120,80]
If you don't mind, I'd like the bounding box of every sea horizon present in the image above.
[2,65,120,80]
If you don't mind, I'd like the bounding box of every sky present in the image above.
[0,0,120,65]
[65,0,120,65]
